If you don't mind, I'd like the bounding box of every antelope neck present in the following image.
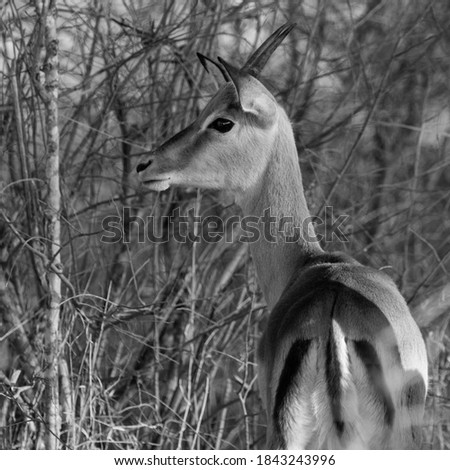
[239,122,323,310]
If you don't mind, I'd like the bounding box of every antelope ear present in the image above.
[217,57,277,127]
[196,53,230,84]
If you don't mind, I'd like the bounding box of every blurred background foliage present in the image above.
[0,0,449,449]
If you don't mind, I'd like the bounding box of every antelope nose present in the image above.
[136,159,152,173]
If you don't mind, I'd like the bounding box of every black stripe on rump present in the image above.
[273,339,312,449]
[353,340,395,427]
[401,371,426,409]
[326,331,344,436]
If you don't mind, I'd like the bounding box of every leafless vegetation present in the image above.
[0,0,449,450]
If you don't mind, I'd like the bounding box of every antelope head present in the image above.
[137,23,296,202]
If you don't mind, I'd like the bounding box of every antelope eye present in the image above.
[207,118,234,133]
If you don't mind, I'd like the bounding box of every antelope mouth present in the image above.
[143,177,171,192]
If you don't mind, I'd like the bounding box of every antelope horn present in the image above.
[196,52,230,82]
[242,22,296,78]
